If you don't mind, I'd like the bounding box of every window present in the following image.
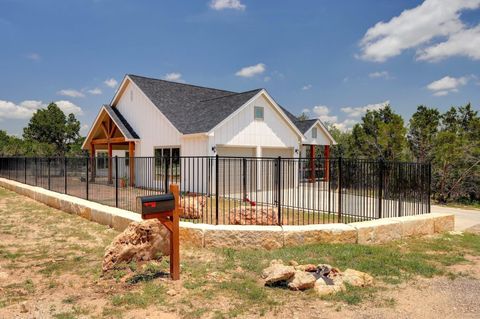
[125,151,129,166]
[254,106,264,120]
[154,147,180,180]
[312,127,317,139]
[96,151,108,169]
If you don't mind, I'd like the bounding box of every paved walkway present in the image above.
[432,205,480,231]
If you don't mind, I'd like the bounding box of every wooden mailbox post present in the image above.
[139,184,182,280]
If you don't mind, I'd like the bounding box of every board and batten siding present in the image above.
[115,81,182,157]
[303,123,332,146]
[210,94,300,151]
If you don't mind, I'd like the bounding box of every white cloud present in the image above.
[209,0,245,11]
[359,0,480,62]
[0,100,43,120]
[369,71,391,79]
[87,88,102,95]
[417,25,480,61]
[0,99,83,121]
[55,100,83,115]
[80,124,89,135]
[163,72,185,83]
[104,78,118,88]
[263,76,271,82]
[26,53,41,61]
[333,119,358,132]
[341,101,389,118]
[302,84,312,90]
[426,76,469,96]
[235,63,266,78]
[57,89,85,98]
[312,105,338,123]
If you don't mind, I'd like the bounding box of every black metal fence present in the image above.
[0,156,431,225]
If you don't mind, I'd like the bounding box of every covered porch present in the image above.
[81,105,140,186]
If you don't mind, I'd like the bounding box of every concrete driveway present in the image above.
[432,205,480,231]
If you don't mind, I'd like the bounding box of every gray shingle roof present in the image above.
[126,74,306,135]
[103,105,140,139]
[280,106,317,134]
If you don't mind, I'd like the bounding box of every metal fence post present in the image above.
[34,157,38,186]
[164,156,169,193]
[48,158,51,190]
[215,154,219,225]
[86,157,89,200]
[427,162,431,214]
[64,157,68,194]
[337,157,343,223]
[24,157,27,184]
[277,156,282,225]
[378,159,384,219]
[242,157,247,200]
[115,156,119,208]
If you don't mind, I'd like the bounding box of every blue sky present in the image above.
[0,0,479,135]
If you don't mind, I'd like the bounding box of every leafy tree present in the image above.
[297,112,310,121]
[23,103,81,156]
[350,104,407,160]
[432,104,480,203]
[408,106,440,162]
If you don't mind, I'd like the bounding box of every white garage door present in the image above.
[216,147,255,195]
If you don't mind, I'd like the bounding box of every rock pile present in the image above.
[102,219,170,272]
[261,260,373,295]
[228,206,278,225]
[181,195,206,219]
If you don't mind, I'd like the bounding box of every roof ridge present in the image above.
[128,74,236,94]
[198,88,262,103]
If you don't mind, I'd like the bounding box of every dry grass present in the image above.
[0,187,479,318]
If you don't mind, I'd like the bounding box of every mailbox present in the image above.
[140,194,175,218]
[137,185,182,281]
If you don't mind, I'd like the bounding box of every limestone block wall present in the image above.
[0,178,455,249]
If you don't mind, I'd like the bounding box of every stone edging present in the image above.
[0,178,455,249]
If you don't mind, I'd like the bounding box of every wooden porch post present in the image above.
[90,143,96,182]
[129,142,135,187]
[324,145,330,181]
[108,143,113,184]
[309,145,315,183]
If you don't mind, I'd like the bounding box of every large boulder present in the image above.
[102,219,170,272]
[262,260,295,285]
[288,271,316,290]
[181,195,206,219]
[228,206,278,225]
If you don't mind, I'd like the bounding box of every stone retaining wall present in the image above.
[0,178,455,249]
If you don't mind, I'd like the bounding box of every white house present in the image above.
[82,74,336,190]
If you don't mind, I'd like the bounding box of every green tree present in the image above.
[408,105,440,162]
[350,104,407,160]
[432,104,480,203]
[23,103,81,156]
[297,112,309,121]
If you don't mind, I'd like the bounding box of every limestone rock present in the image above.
[182,195,206,219]
[228,206,278,225]
[102,219,170,272]
[314,275,346,296]
[262,261,295,285]
[295,264,317,272]
[288,271,316,290]
[342,269,374,287]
